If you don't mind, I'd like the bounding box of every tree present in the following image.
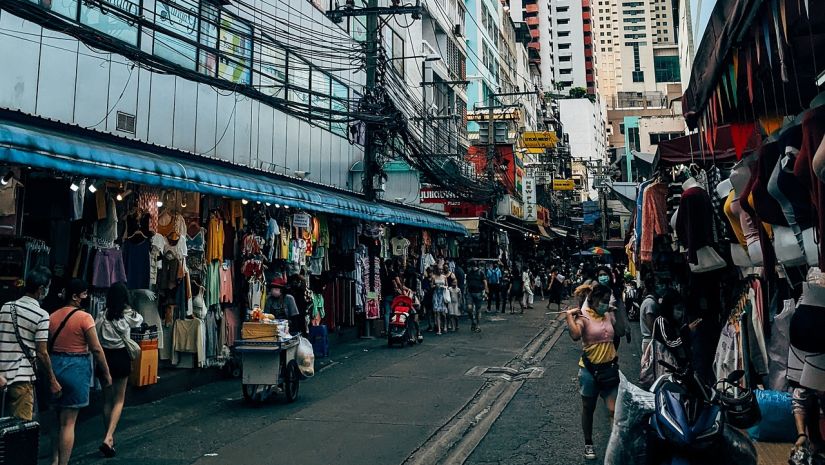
[568,87,588,99]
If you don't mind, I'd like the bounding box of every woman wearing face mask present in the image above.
[565,284,625,461]
[49,279,111,465]
[652,289,702,371]
[264,278,300,334]
[596,266,630,349]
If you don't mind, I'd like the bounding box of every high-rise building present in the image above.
[550,0,598,95]
[593,0,681,107]
[513,0,556,92]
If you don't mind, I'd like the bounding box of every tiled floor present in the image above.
[756,442,792,465]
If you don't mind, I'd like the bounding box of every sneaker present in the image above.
[472,327,482,333]
[584,445,596,460]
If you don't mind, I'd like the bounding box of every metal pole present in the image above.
[362,0,378,204]
[360,0,378,339]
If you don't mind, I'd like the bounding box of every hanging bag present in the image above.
[107,317,141,361]
[9,303,54,411]
[582,351,620,389]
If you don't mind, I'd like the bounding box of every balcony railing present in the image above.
[610,91,668,109]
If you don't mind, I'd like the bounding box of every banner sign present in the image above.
[522,176,537,222]
[522,131,559,148]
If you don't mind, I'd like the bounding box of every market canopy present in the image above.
[682,0,825,129]
[655,124,761,167]
[0,114,466,235]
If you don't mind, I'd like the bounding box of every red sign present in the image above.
[445,203,489,218]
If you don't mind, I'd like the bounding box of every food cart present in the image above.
[235,337,300,403]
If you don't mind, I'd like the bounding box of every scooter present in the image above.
[646,360,759,465]
[387,295,419,347]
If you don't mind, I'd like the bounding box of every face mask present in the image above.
[595,302,610,316]
[598,275,611,285]
[655,284,667,295]
[672,307,685,321]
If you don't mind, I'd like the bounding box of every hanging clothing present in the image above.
[157,212,188,258]
[219,263,233,304]
[675,184,716,264]
[207,214,224,263]
[792,105,825,266]
[122,238,151,290]
[640,182,668,262]
[92,248,127,288]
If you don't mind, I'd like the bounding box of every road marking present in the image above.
[402,316,567,465]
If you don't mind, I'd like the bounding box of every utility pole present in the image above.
[326,1,423,203]
[325,1,422,338]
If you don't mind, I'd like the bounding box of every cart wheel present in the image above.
[242,384,274,404]
[284,361,300,403]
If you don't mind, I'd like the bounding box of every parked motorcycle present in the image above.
[646,360,760,465]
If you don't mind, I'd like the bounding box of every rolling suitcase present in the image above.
[0,388,40,465]
[308,325,329,358]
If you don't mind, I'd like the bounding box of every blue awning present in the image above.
[0,117,465,235]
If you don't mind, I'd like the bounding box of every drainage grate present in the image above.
[465,366,545,382]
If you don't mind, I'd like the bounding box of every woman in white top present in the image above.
[522,269,534,310]
[430,266,449,335]
[95,282,143,458]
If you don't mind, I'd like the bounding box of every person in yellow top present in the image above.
[565,283,625,461]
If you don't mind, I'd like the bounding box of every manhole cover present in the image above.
[464,366,546,382]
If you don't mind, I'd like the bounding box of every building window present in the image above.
[654,55,681,82]
[627,127,641,151]
[559,68,573,74]
[81,0,140,46]
[559,55,572,62]
[649,132,683,145]
[619,123,625,135]
[632,70,644,82]
[559,43,571,49]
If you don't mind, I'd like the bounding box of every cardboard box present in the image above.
[130,348,158,387]
[242,322,280,342]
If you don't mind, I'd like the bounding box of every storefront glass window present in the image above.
[153,0,199,70]
[217,14,253,84]
[80,0,140,46]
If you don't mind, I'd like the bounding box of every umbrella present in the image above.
[588,247,611,256]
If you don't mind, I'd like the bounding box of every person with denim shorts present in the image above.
[565,284,624,461]
[49,279,112,465]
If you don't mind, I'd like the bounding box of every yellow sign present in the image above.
[467,109,522,122]
[510,200,523,219]
[552,179,575,191]
[522,131,559,148]
[524,147,545,154]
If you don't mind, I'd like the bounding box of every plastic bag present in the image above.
[604,371,654,465]
[747,389,796,442]
[767,299,795,391]
[296,336,315,378]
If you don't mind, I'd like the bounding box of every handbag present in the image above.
[107,318,141,361]
[582,351,620,389]
[443,287,451,304]
[639,342,657,389]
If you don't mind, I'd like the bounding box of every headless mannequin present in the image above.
[717,179,754,267]
[730,156,764,265]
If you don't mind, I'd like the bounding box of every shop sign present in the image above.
[420,187,458,203]
[497,195,523,219]
[522,131,559,148]
[293,212,312,229]
[552,179,576,191]
[524,147,545,155]
[522,176,537,222]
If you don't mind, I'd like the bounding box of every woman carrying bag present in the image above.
[95,282,143,458]
[49,279,111,465]
[565,283,625,461]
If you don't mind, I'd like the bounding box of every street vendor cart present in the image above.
[235,337,300,403]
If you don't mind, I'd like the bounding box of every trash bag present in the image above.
[296,336,315,378]
[747,389,796,442]
[767,299,795,391]
[605,371,654,465]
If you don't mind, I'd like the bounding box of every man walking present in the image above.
[0,266,61,420]
[485,263,502,313]
[465,263,487,333]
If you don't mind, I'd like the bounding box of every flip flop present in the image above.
[99,443,116,458]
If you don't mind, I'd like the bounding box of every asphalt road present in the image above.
[466,320,643,465]
[55,298,581,465]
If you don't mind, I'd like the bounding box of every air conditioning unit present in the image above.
[453,24,462,36]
